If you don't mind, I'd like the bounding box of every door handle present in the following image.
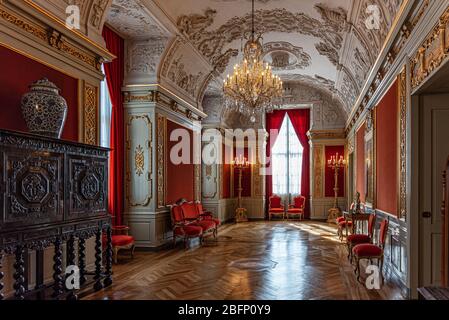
[422,211,432,218]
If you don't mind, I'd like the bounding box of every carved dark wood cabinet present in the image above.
[0,129,112,300]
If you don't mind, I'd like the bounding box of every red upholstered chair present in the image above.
[286,195,306,220]
[353,218,389,282]
[269,195,284,220]
[171,204,203,248]
[195,202,220,237]
[346,213,376,262]
[110,226,135,264]
[337,218,353,241]
[180,201,217,239]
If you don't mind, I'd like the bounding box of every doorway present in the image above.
[410,63,449,293]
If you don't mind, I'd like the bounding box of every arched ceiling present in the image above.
[153,0,402,117]
[105,0,403,118]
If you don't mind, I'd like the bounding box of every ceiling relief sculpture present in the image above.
[103,0,404,118]
[263,42,311,70]
[176,6,346,72]
[107,0,168,39]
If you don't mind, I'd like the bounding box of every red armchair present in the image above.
[110,226,135,264]
[353,218,389,283]
[268,195,284,220]
[286,195,306,220]
[170,199,220,248]
[171,204,203,248]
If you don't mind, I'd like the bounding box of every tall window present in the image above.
[100,65,112,148]
[272,114,303,195]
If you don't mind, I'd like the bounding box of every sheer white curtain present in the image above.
[100,65,112,148]
[272,114,303,196]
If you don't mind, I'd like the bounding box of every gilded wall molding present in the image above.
[83,82,98,145]
[410,7,449,90]
[398,68,407,219]
[313,145,324,199]
[194,164,201,202]
[252,142,263,197]
[126,114,153,207]
[0,5,105,71]
[156,113,166,208]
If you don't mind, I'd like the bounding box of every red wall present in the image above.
[166,120,195,204]
[0,45,78,141]
[376,80,398,215]
[356,123,366,202]
[325,145,345,197]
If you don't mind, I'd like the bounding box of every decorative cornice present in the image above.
[307,129,346,141]
[410,6,449,91]
[123,85,207,122]
[0,4,109,72]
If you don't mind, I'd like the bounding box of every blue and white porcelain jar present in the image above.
[21,78,68,139]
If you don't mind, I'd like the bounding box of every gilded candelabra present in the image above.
[327,153,346,223]
[232,155,250,223]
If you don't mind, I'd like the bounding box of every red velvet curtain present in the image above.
[265,110,287,215]
[287,109,311,218]
[102,26,124,226]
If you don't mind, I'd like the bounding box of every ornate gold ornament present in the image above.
[83,83,98,145]
[398,68,407,219]
[314,145,324,198]
[222,0,282,122]
[410,7,449,90]
[0,7,103,71]
[156,114,166,208]
[134,145,144,176]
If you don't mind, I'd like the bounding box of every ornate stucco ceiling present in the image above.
[105,0,403,118]
[159,0,403,115]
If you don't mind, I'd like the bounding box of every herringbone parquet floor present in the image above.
[84,221,406,300]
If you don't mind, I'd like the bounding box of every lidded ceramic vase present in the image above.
[21,78,68,139]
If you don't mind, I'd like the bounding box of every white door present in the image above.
[420,94,449,286]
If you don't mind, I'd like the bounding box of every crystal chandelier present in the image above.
[223,0,283,121]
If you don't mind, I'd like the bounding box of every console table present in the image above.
[0,129,112,300]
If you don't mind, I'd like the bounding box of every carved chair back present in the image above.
[269,195,283,209]
[378,219,389,249]
[292,195,306,209]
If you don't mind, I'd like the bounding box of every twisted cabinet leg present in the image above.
[52,237,63,299]
[13,245,26,300]
[66,235,77,300]
[94,229,103,291]
[103,227,113,287]
[78,237,87,286]
[0,250,4,300]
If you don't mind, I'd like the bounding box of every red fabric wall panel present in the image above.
[376,80,398,215]
[166,120,194,204]
[356,123,366,202]
[325,145,345,197]
[0,45,78,141]
[233,147,251,197]
[222,143,232,199]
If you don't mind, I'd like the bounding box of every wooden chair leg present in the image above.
[356,258,362,282]
[113,247,119,264]
[379,257,384,285]
[130,245,135,259]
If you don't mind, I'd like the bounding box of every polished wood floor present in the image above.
[85,221,406,300]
